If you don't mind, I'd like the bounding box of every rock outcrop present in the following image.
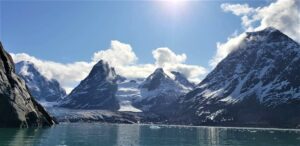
[0,42,56,128]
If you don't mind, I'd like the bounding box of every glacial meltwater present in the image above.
[0,123,299,146]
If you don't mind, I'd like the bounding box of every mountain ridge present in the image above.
[59,60,119,110]
[174,27,300,128]
[15,61,66,102]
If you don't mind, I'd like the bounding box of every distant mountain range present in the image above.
[58,60,194,114]
[15,61,66,102]
[5,27,300,128]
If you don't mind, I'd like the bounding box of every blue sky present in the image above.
[4,0,295,92]
[1,0,267,67]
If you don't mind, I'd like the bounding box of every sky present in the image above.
[1,0,299,93]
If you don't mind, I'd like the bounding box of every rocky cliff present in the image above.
[0,42,56,128]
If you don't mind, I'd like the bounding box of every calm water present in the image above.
[0,123,299,146]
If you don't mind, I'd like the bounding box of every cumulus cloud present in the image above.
[11,40,207,93]
[210,33,247,67]
[152,47,187,66]
[10,53,93,93]
[92,40,138,66]
[255,0,300,42]
[210,0,300,68]
[221,3,255,16]
[152,48,206,82]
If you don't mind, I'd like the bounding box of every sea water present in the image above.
[0,123,299,146]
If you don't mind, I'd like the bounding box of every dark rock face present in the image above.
[0,42,56,128]
[15,61,66,102]
[59,60,119,110]
[177,27,300,128]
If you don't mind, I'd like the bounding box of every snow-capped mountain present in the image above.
[133,68,191,112]
[116,68,194,114]
[171,71,195,89]
[176,27,300,128]
[59,60,119,110]
[15,61,66,102]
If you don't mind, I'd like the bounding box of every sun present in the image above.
[169,0,185,6]
[160,0,187,12]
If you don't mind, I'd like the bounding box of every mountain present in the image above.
[171,71,195,89]
[59,60,119,110]
[0,42,56,127]
[133,68,190,113]
[15,61,66,102]
[176,27,300,128]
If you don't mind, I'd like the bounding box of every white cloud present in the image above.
[211,0,300,68]
[152,47,187,67]
[116,64,156,79]
[255,0,300,42]
[221,3,255,16]
[152,47,206,83]
[10,53,93,93]
[11,41,207,93]
[92,40,138,66]
[210,33,247,67]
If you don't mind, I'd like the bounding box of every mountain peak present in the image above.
[88,60,116,80]
[153,68,164,74]
[177,26,300,127]
[244,26,292,43]
[15,60,66,102]
[262,26,278,32]
[148,68,169,80]
[15,61,33,68]
[16,60,32,66]
[246,26,279,35]
[94,59,106,67]
[140,68,171,91]
[15,61,37,76]
[60,60,119,110]
[171,71,195,89]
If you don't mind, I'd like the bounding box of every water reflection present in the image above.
[38,123,118,146]
[196,127,220,145]
[0,127,48,146]
[116,124,140,146]
[0,124,299,146]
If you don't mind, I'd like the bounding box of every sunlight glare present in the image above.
[167,0,186,9]
[160,0,188,15]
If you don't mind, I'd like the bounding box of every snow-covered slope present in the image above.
[116,79,143,112]
[171,71,195,89]
[133,68,191,112]
[115,68,194,113]
[15,61,66,102]
[59,60,119,110]
[177,27,300,128]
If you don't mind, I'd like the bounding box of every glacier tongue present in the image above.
[116,79,143,112]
